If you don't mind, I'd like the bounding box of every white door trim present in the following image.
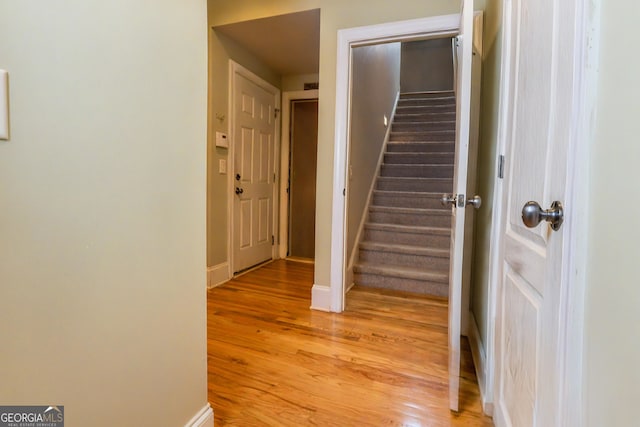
[279,90,319,259]
[228,60,281,276]
[329,13,460,313]
[487,0,599,424]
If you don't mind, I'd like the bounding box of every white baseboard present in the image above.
[185,404,213,427]
[310,284,331,312]
[207,262,230,289]
[468,311,493,416]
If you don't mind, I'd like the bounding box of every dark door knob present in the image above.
[235,187,244,195]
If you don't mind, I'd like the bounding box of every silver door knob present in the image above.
[441,194,456,207]
[466,195,482,209]
[521,201,564,231]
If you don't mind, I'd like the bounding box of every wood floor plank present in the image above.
[208,260,493,426]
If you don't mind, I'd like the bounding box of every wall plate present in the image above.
[0,70,8,140]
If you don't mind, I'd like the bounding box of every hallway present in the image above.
[207,260,492,426]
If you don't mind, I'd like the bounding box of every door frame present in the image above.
[486,0,600,423]
[329,13,461,313]
[278,90,319,260]
[227,60,281,276]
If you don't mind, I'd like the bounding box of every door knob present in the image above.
[236,173,241,181]
[466,195,482,209]
[521,201,564,231]
[441,194,456,207]
[235,187,244,195]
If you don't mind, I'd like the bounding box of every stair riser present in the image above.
[392,122,455,132]
[394,113,456,122]
[398,98,455,107]
[376,179,452,193]
[384,153,454,164]
[372,193,448,210]
[359,249,450,270]
[390,131,455,142]
[400,92,454,99]
[380,165,453,179]
[354,273,449,297]
[396,105,456,114]
[364,228,450,248]
[386,142,455,153]
[369,211,452,227]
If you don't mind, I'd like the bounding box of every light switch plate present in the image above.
[0,70,8,140]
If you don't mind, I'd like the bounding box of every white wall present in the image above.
[346,43,401,263]
[0,1,209,426]
[585,1,640,425]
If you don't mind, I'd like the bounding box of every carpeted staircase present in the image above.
[353,91,455,298]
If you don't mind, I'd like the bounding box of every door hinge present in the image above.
[274,108,281,119]
[273,172,276,183]
[498,154,505,179]
[272,235,275,245]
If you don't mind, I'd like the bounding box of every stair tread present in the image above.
[359,241,449,256]
[376,176,453,182]
[369,205,450,215]
[382,163,454,167]
[364,222,451,235]
[373,190,448,197]
[354,263,449,282]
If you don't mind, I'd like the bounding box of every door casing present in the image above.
[325,13,461,313]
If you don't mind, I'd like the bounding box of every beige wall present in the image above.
[347,43,401,263]
[470,0,502,347]
[400,38,454,92]
[585,1,640,425]
[0,1,209,426]
[207,0,460,291]
[282,73,320,92]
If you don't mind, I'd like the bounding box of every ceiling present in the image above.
[214,9,320,76]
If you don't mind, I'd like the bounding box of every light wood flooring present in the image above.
[207,260,493,426]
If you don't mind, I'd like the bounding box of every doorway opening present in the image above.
[278,90,319,264]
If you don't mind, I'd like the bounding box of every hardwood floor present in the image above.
[207,260,492,426]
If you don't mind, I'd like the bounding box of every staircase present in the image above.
[353,91,456,298]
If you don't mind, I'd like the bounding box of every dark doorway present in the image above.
[288,99,318,260]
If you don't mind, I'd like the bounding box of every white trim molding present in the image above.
[310,284,332,312]
[184,404,213,427]
[329,14,460,313]
[207,262,230,288]
[468,311,494,416]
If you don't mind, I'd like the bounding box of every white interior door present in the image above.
[494,0,578,425]
[232,71,277,273]
[448,0,473,412]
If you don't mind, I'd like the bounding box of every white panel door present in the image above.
[494,0,578,425]
[448,0,473,412]
[232,73,276,273]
